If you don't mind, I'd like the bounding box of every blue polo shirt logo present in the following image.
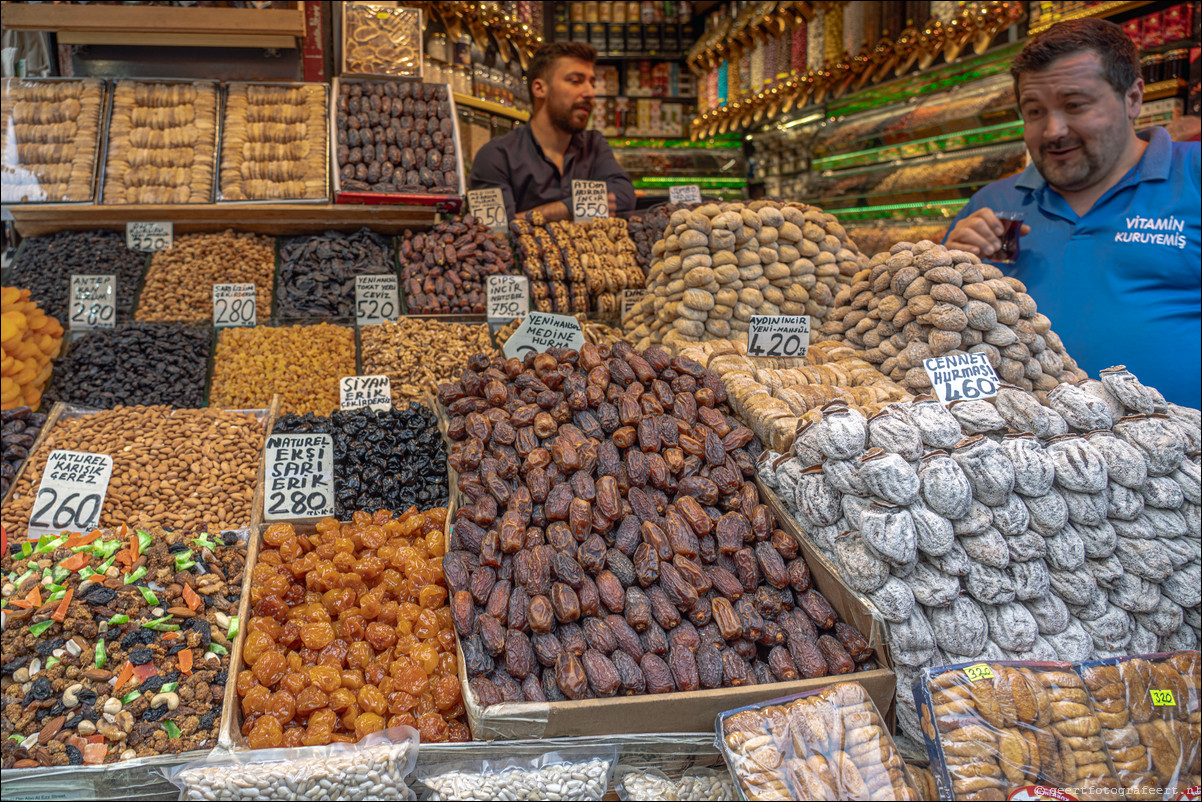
[1115,215,1189,250]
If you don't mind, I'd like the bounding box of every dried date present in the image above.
[817,634,855,674]
[582,649,621,697]
[640,654,675,694]
[555,653,589,700]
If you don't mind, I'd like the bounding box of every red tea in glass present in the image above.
[995,211,1025,264]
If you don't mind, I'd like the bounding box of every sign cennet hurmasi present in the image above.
[571,179,609,221]
[126,221,173,252]
[467,187,508,233]
[486,275,529,321]
[924,353,1001,404]
[263,433,335,521]
[502,311,585,360]
[355,274,400,326]
[27,451,113,539]
[340,375,392,412]
[212,283,257,328]
[68,275,116,329]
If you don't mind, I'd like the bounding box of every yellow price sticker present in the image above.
[376,10,389,19]
[964,663,995,682]
[1151,689,1176,707]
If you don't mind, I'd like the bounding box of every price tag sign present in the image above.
[263,434,335,521]
[502,311,586,360]
[668,184,702,204]
[1151,689,1177,706]
[621,288,647,319]
[571,179,609,221]
[747,315,811,358]
[340,375,392,412]
[68,275,116,329]
[27,451,113,539]
[467,187,509,233]
[125,221,173,252]
[212,283,257,328]
[355,274,400,326]
[487,275,529,321]
[963,663,995,682]
[924,353,1001,405]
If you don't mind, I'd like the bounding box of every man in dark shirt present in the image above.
[469,42,635,221]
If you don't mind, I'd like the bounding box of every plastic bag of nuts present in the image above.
[717,682,920,801]
[414,747,619,802]
[614,767,736,801]
[164,726,419,801]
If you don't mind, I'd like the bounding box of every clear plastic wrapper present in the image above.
[914,660,1124,801]
[342,3,423,79]
[101,79,218,204]
[1,77,105,203]
[1078,651,1201,800]
[219,82,329,202]
[614,766,735,801]
[163,726,419,800]
[716,681,919,800]
[413,744,618,801]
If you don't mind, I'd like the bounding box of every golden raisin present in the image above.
[357,685,387,717]
[247,715,283,749]
[300,622,335,650]
[252,651,288,688]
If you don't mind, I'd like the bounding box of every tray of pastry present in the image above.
[340,2,422,79]
[1,77,106,204]
[217,81,329,203]
[99,78,219,205]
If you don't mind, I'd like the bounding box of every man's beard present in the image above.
[1030,131,1114,193]
[549,99,591,134]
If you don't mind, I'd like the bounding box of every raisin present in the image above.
[768,645,799,681]
[817,634,856,674]
[555,653,590,700]
[696,642,724,689]
[641,653,675,694]
[721,649,753,687]
[798,589,837,629]
[611,649,646,695]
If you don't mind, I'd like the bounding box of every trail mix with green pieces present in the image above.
[1,524,246,767]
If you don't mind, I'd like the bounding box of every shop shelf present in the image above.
[6,203,440,239]
[1029,1,1153,35]
[0,3,305,48]
[452,93,530,122]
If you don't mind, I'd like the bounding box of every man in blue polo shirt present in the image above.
[946,18,1200,409]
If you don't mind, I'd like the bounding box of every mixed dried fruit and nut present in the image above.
[439,343,879,707]
[1,524,244,767]
[236,509,470,747]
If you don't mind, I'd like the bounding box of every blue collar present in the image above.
[1015,126,1173,192]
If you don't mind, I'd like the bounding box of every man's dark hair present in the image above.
[1011,18,1141,98]
[527,42,597,101]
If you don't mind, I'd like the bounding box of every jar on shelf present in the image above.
[453,64,472,95]
[453,34,472,67]
[427,32,448,63]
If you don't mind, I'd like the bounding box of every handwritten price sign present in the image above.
[468,187,508,233]
[126,221,173,252]
[572,180,609,221]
